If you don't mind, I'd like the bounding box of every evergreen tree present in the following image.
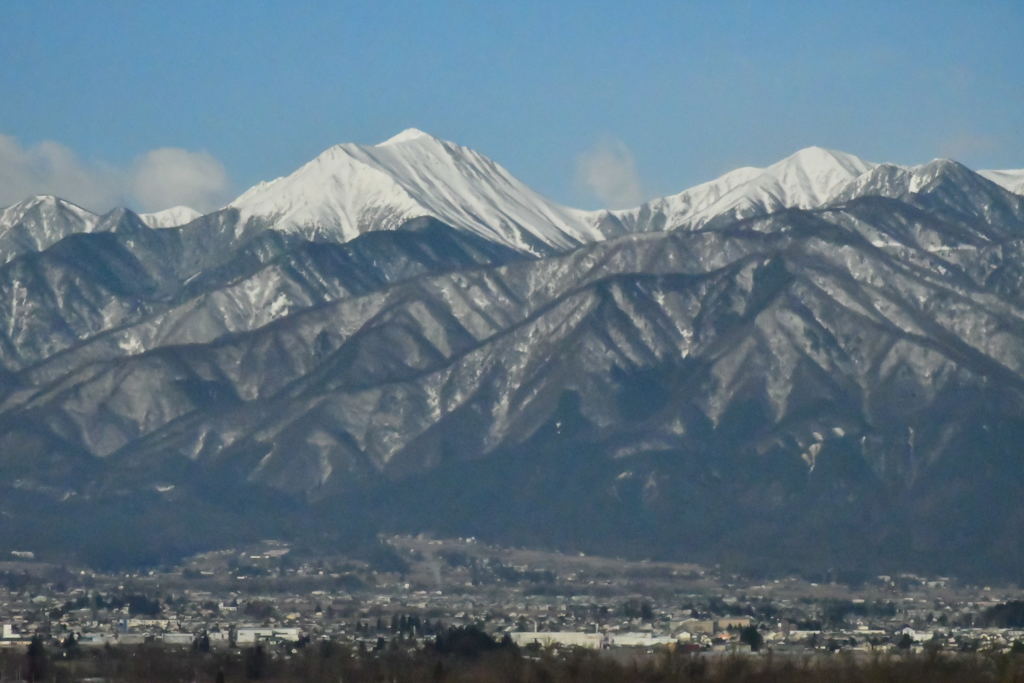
[739,626,763,652]
[25,635,48,682]
[244,644,267,680]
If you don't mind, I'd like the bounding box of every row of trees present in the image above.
[4,627,1024,682]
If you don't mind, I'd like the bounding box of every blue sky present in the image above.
[1,1,1022,212]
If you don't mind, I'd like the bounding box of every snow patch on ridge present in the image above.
[979,169,1024,195]
[139,205,202,228]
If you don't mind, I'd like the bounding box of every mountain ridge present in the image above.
[3,133,1024,577]
[3,133,1022,264]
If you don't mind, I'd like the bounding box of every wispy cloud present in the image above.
[0,134,123,210]
[131,148,229,213]
[575,136,645,209]
[0,134,231,213]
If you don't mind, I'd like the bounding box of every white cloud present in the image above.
[131,148,229,213]
[575,136,645,209]
[0,134,231,213]
[0,134,124,210]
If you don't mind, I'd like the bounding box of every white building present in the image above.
[611,633,679,647]
[509,631,605,649]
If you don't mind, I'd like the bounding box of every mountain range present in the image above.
[2,130,1024,580]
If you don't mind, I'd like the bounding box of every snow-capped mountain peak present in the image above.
[1,195,96,232]
[825,157,1024,233]
[378,127,435,146]
[765,146,877,205]
[229,129,603,252]
[0,195,99,264]
[830,158,1001,202]
[605,146,876,233]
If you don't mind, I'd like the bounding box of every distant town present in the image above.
[1,534,1023,681]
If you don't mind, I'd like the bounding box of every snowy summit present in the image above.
[605,146,876,234]
[228,128,604,253]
